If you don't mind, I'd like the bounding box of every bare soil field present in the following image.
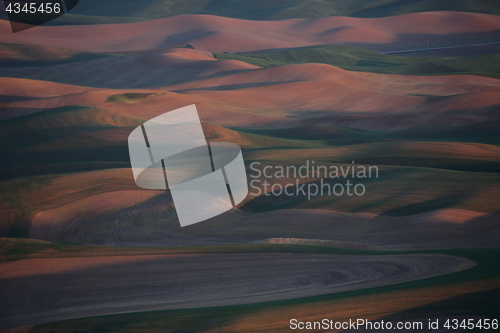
[0,12,499,53]
[27,196,500,249]
[0,252,475,328]
[2,60,500,129]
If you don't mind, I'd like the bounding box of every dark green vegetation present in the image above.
[0,104,302,181]
[215,44,500,78]
[0,101,498,239]
[1,237,498,277]
[1,104,497,182]
[0,42,108,67]
[242,121,500,146]
[241,121,500,174]
[0,105,141,177]
[1,0,498,23]
[0,105,137,237]
[2,236,495,263]
[1,238,496,332]
[30,287,500,333]
[105,93,165,103]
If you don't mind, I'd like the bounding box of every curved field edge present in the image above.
[3,42,500,78]
[4,241,496,332]
[1,238,498,279]
[214,45,500,79]
[29,280,500,333]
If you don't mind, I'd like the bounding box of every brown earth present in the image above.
[2,60,499,129]
[0,12,499,53]
[0,252,475,328]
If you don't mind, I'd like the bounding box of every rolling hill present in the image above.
[1,0,498,23]
[0,7,499,332]
[1,12,499,54]
[215,44,500,78]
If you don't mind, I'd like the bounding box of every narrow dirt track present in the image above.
[0,253,475,328]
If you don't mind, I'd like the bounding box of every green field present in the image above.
[0,42,109,67]
[1,100,498,240]
[215,44,500,78]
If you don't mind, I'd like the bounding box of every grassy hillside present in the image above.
[0,104,311,181]
[1,103,498,240]
[0,47,498,244]
[215,44,500,78]
[242,122,500,146]
[3,41,499,80]
[0,42,108,67]
[203,0,500,19]
[2,0,498,23]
